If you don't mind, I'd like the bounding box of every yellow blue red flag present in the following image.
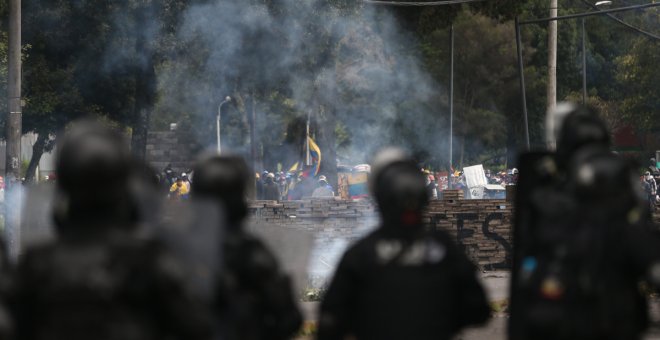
[304,137,322,177]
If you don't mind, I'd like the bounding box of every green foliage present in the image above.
[420,10,525,165]
[615,38,660,137]
[1,0,656,171]
[20,159,29,178]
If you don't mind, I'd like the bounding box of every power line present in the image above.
[363,0,490,6]
[519,3,660,25]
[580,0,660,41]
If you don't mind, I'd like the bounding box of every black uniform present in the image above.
[318,148,490,340]
[318,227,490,340]
[510,106,660,340]
[12,234,211,340]
[0,239,13,339]
[218,229,302,340]
[192,155,302,340]
[9,122,212,340]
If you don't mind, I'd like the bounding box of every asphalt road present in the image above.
[300,272,660,340]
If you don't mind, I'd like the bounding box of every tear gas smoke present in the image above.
[156,0,448,165]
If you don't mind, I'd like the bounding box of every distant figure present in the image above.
[644,171,657,211]
[287,176,304,200]
[10,122,211,340]
[510,104,660,340]
[426,174,438,199]
[255,172,264,200]
[181,172,191,191]
[192,155,302,340]
[163,163,175,186]
[649,158,660,183]
[298,175,317,198]
[312,175,334,198]
[262,173,280,201]
[169,177,190,200]
[317,148,490,340]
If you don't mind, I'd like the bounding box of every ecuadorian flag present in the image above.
[304,136,322,178]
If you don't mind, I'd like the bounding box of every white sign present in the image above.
[463,164,488,199]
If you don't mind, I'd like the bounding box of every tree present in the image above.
[17,0,197,180]
[418,10,530,167]
[615,37,660,152]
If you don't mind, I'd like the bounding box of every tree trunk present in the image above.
[24,133,47,184]
[231,90,251,146]
[131,60,156,161]
[547,0,558,148]
[247,91,258,199]
[130,7,156,161]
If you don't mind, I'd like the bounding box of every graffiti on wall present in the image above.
[430,212,512,270]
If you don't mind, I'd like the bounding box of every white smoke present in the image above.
[155,0,446,164]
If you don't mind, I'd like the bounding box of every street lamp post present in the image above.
[217,96,231,154]
[582,1,613,104]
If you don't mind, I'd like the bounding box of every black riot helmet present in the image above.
[370,148,429,229]
[568,145,638,213]
[54,121,136,233]
[191,154,250,227]
[556,105,610,169]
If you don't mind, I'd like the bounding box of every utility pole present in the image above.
[250,93,257,176]
[517,2,660,150]
[581,18,587,105]
[305,110,311,167]
[5,0,22,261]
[448,24,454,189]
[547,0,558,148]
[515,17,531,150]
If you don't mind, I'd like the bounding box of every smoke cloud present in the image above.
[155,0,448,165]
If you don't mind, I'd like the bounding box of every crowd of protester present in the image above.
[423,168,519,200]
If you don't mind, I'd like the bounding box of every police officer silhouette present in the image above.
[10,122,212,340]
[191,154,302,340]
[317,148,490,340]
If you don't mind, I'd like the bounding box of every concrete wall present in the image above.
[145,130,200,174]
[247,190,513,287]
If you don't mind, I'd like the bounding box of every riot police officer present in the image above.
[317,148,490,340]
[510,104,660,340]
[9,122,212,340]
[191,154,302,340]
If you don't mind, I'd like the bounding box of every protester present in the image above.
[169,177,190,200]
[255,172,264,200]
[425,173,438,199]
[181,172,191,191]
[163,163,175,186]
[649,158,659,177]
[287,176,304,200]
[262,172,280,200]
[312,175,334,197]
[643,171,657,211]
